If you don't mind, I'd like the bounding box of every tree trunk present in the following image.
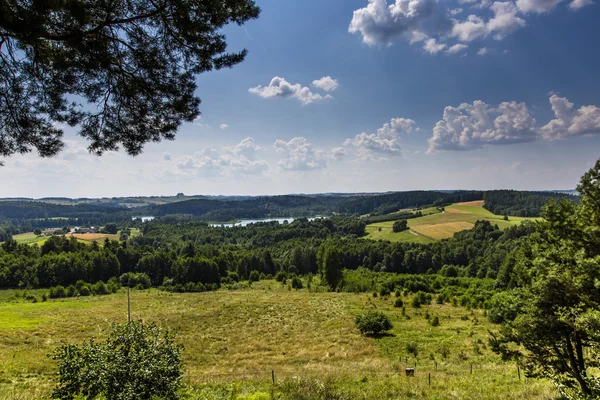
[566,335,591,396]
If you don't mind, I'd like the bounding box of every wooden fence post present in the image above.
[517,365,521,381]
[428,373,431,386]
[272,369,275,384]
[470,364,473,374]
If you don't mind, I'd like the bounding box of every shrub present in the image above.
[248,270,260,283]
[406,342,419,358]
[92,281,109,295]
[49,285,67,299]
[394,298,404,308]
[431,316,440,327]
[66,285,77,297]
[379,287,391,297]
[274,270,288,283]
[411,296,421,308]
[79,285,91,296]
[50,322,183,400]
[439,343,450,359]
[412,291,432,308]
[291,276,303,289]
[354,310,393,336]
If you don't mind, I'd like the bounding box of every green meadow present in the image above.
[0,283,556,399]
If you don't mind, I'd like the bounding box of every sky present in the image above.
[2,0,600,198]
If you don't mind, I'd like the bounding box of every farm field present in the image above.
[0,283,555,399]
[9,228,141,246]
[365,201,538,243]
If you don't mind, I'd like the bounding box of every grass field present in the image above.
[365,201,538,243]
[0,283,556,399]
[9,228,141,246]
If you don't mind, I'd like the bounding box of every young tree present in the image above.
[491,160,600,398]
[0,0,260,164]
[318,241,342,290]
[51,321,183,400]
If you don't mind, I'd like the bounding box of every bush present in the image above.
[248,270,260,283]
[431,316,440,327]
[392,220,408,232]
[66,285,77,297]
[411,291,432,308]
[354,310,393,336]
[92,281,109,295]
[291,276,303,289]
[50,321,183,400]
[49,285,67,299]
[394,298,404,308]
[379,287,391,297]
[406,342,419,358]
[79,285,91,296]
[274,270,288,283]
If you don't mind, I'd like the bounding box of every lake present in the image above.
[132,216,155,222]
[209,217,321,228]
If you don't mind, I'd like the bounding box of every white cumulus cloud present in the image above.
[249,77,333,105]
[427,100,537,152]
[330,147,347,161]
[487,1,526,40]
[348,0,445,46]
[175,138,269,177]
[220,124,229,130]
[350,0,591,53]
[447,43,469,54]
[345,117,417,160]
[569,0,594,9]
[539,95,600,140]
[423,38,447,53]
[273,137,329,171]
[312,76,339,92]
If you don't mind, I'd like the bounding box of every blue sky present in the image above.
[2,0,600,197]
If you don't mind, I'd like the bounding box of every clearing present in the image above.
[9,228,140,246]
[365,200,538,243]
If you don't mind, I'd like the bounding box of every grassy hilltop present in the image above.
[365,201,538,244]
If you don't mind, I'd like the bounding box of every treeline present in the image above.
[0,201,133,229]
[483,190,578,217]
[0,213,534,296]
[150,195,344,221]
[338,191,483,215]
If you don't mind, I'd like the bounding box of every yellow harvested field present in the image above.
[455,200,485,207]
[69,233,112,241]
[411,221,475,240]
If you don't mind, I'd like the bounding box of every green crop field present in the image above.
[0,283,555,399]
[365,201,539,243]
